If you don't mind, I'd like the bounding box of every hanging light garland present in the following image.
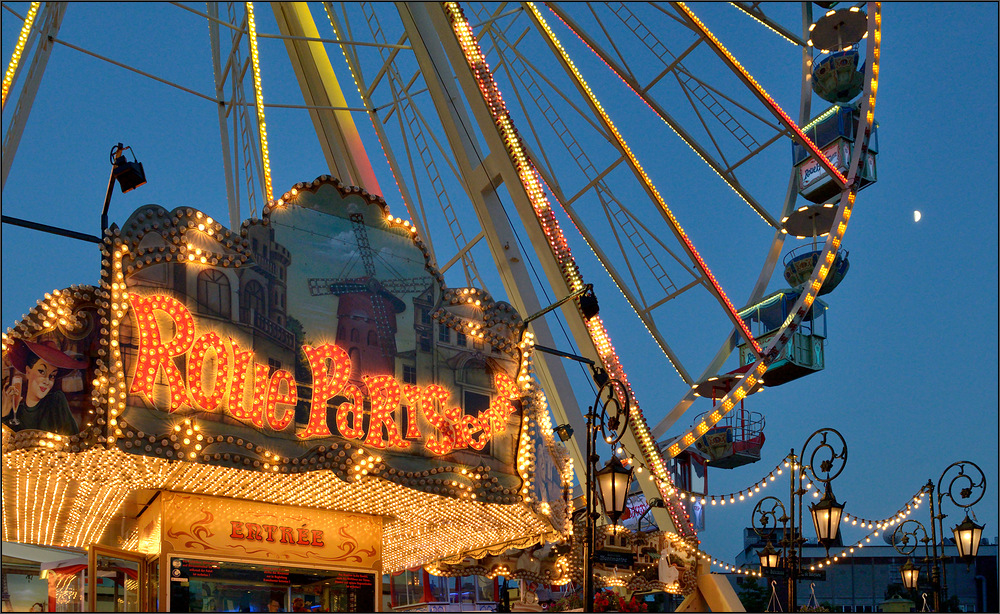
[672,537,761,577]
[841,487,928,533]
[808,487,926,571]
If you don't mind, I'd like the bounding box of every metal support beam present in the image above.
[415,3,684,535]
[1,2,66,190]
[397,2,595,500]
[271,1,381,194]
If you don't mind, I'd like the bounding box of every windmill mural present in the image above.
[309,213,429,377]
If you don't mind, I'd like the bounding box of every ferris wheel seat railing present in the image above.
[692,408,766,468]
[783,246,850,296]
[734,290,829,386]
[793,104,879,203]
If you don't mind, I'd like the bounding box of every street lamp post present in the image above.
[926,460,987,611]
[580,367,633,613]
[751,428,847,611]
[890,519,932,603]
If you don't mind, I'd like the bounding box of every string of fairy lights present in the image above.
[808,486,927,572]
[623,452,797,507]
[664,484,930,576]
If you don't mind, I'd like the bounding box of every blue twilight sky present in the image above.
[2,2,997,566]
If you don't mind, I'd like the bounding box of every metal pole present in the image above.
[585,405,596,613]
[936,487,949,609]
[787,448,797,612]
[927,480,940,612]
[100,167,116,232]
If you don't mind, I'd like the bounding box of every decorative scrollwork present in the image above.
[592,368,631,447]
[801,428,848,484]
[751,496,787,538]
[891,519,929,556]
[937,461,986,509]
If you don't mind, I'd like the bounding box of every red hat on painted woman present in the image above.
[7,338,88,374]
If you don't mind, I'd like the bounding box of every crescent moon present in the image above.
[914,210,922,222]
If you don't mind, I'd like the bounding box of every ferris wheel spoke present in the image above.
[730,2,809,47]
[674,1,848,191]
[525,3,764,360]
[544,2,781,228]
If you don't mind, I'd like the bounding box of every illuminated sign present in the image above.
[2,177,569,510]
[125,293,519,452]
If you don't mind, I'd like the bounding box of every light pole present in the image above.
[575,366,633,613]
[890,519,932,602]
[926,460,987,611]
[751,428,847,611]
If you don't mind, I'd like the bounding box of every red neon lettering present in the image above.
[128,294,195,412]
[465,414,488,451]
[280,527,295,544]
[402,386,422,439]
[226,343,258,424]
[335,384,365,440]
[363,375,408,449]
[247,363,271,429]
[443,403,471,451]
[245,522,263,541]
[265,369,297,431]
[300,344,352,439]
[311,530,324,547]
[297,528,311,545]
[413,385,454,455]
[187,332,229,411]
[263,524,278,542]
[230,521,245,539]
[480,373,518,436]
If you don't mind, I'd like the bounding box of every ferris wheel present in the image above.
[1,1,880,539]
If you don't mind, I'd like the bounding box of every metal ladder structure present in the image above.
[608,1,760,154]
[360,3,485,290]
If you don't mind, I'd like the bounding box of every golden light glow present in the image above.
[245,2,273,203]
[1,2,39,110]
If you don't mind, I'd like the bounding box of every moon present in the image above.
[914,210,922,222]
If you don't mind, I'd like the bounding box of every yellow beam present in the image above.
[270,2,381,194]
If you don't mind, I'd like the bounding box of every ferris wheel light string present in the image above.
[728,2,802,46]
[1,1,40,110]
[675,2,847,188]
[539,3,776,226]
[526,2,762,358]
[245,1,274,204]
[444,2,695,535]
[667,2,879,461]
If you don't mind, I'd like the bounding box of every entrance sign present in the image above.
[153,492,381,570]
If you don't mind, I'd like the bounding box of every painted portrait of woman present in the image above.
[1,338,88,436]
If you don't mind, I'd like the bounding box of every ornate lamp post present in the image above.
[926,460,987,611]
[751,428,847,611]
[581,367,633,613]
[890,519,932,600]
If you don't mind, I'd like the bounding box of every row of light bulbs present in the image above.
[448,1,695,538]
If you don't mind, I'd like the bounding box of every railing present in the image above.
[253,311,294,349]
